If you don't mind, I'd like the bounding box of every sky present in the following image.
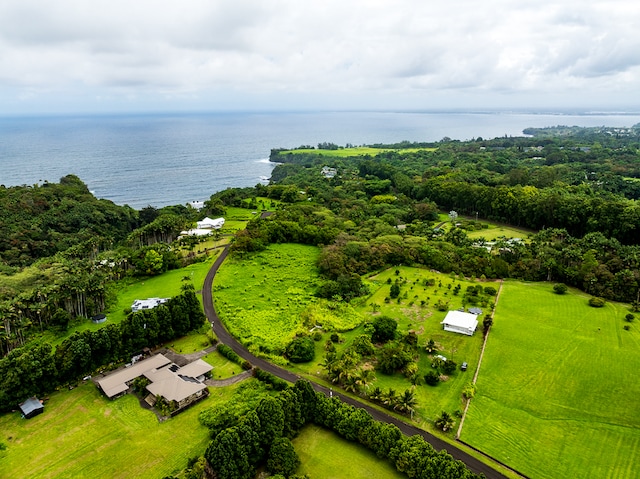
[1,0,639,115]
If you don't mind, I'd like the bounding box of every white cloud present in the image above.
[0,0,639,113]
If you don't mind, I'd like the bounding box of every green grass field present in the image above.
[280,146,436,157]
[292,424,406,478]
[464,224,532,241]
[0,381,238,479]
[461,281,640,478]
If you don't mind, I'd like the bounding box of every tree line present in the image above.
[204,379,484,479]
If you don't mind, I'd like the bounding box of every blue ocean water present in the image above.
[1,111,639,209]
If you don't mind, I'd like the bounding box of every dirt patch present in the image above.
[401,306,433,322]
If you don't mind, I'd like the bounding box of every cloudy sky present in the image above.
[1,0,639,114]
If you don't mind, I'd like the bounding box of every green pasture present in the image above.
[464,223,532,241]
[461,281,640,478]
[213,244,324,354]
[292,424,406,479]
[280,146,436,157]
[0,380,238,479]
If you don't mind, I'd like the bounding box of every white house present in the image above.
[321,166,337,178]
[441,310,479,336]
[196,217,225,229]
[131,298,169,312]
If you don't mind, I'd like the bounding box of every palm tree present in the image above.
[425,338,437,353]
[435,411,455,432]
[368,386,384,403]
[382,388,397,409]
[395,388,418,415]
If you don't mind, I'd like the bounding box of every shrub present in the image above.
[625,313,635,322]
[462,383,477,399]
[424,370,440,386]
[553,283,568,295]
[589,297,606,308]
[442,359,457,375]
[217,343,243,365]
[483,286,497,296]
[253,368,289,390]
[623,325,631,331]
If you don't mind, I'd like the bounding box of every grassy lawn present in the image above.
[280,146,436,157]
[292,424,406,479]
[201,350,244,379]
[464,223,533,241]
[166,324,213,354]
[461,281,640,479]
[213,244,323,355]
[0,381,238,479]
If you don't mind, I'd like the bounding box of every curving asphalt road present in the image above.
[202,245,508,479]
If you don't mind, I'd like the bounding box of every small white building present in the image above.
[321,166,337,178]
[196,217,225,229]
[131,298,169,312]
[441,310,479,336]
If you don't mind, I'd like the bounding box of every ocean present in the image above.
[1,110,639,209]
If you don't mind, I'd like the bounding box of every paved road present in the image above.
[202,245,507,479]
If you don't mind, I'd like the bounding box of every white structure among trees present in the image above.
[441,310,479,336]
[196,217,225,229]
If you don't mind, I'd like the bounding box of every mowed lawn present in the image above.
[0,381,236,479]
[461,281,640,479]
[293,424,406,479]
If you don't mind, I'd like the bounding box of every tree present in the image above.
[425,338,437,353]
[442,359,457,375]
[256,397,285,447]
[205,426,253,479]
[390,283,401,299]
[266,437,300,477]
[395,388,418,415]
[371,316,397,343]
[435,411,455,432]
[285,336,315,363]
[377,342,412,374]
